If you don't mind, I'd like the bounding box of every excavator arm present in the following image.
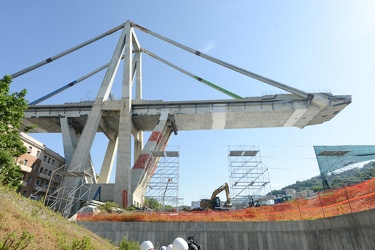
[224,184,231,206]
[210,182,232,207]
[197,182,232,210]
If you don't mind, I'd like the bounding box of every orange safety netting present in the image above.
[79,177,375,222]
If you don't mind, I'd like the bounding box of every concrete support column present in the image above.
[85,156,97,184]
[133,51,143,164]
[134,51,142,100]
[133,132,143,163]
[60,117,78,165]
[61,118,97,184]
[114,21,133,208]
[131,112,172,206]
[97,137,118,183]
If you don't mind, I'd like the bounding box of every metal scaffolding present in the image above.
[228,145,272,205]
[44,164,92,218]
[314,145,375,189]
[144,146,181,210]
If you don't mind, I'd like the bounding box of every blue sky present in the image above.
[2,1,375,205]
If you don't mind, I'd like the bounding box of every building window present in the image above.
[24,159,28,166]
[48,170,52,176]
[27,176,32,184]
[52,159,55,166]
[31,163,36,170]
[44,156,47,162]
[39,167,44,173]
[27,146,32,154]
[40,181,44,187]
[35,179,40,186]
[47,157,51,164]
[43,169,48,175]
[36,150,41,157]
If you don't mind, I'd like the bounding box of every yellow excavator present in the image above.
[199,182,232,210]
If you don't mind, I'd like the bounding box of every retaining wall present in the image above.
[79,209,375,249]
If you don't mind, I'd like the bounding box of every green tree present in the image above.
[311,185,324,192]
[164,205,175,212]
[0,164,24,190]
[0,75,29,190]
[144,197,162,210]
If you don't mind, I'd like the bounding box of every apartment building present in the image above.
[296,189,315,199]
[17,132,65,200]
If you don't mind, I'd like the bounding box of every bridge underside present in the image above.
[22,93,351,209]
[22,93,351,134]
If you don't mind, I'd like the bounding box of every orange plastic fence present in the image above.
[80,178,375,222]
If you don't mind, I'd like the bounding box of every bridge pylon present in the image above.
[57,20,172,211]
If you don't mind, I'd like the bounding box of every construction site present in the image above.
[12,20,351,214]
[7,18,375,249]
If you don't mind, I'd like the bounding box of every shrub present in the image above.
[71,236,93,250]
[59,236,94,250]
[0,231,34,250]
[99,201,121,213]
[118,237,140,250]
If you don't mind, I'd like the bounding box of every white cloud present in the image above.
[200,40,217,53]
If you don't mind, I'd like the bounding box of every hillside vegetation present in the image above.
[270,161,375,196]
[0,186,138,250]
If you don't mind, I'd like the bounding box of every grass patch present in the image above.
[0,185,139,249]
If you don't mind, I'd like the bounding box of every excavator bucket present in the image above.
[223,201,232,207]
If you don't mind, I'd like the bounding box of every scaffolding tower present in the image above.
[228,145,272,205]
[144,146,181,210]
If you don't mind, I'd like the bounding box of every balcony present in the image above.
[19,164,32,173]
[37,172,51,180]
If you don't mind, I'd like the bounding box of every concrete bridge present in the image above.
[14,20,351,213]
[23,93,350,133]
